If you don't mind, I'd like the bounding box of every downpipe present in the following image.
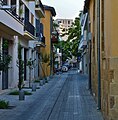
[97,0,101,110]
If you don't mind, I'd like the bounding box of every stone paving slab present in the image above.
[0,74,67,120]
[0,70,104,120]
[47,72,103,120]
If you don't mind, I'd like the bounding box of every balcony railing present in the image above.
[24,21,35,36]
[35,0,45,18]
[36,33,45,44]
[0,0,23,23]
[10,10,23,22]
[35,0,44,13]
[36,20,45,44]
[40,36,45,44]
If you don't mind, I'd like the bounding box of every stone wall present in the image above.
[109,58,118,120]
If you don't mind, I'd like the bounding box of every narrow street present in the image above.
[0,69,103,120]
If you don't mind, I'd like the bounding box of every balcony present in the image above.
[51,31,59,43]
[35,0,45,18]
[35,36,45,47]
[0,8,24,36]
[35,21,45,47]
[24,21,36,40]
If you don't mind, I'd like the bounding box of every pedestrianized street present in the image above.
[0,69,103,120]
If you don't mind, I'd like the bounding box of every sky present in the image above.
[42,0,85,20]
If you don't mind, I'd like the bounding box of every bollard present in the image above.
[32,83,36,91]
[19,90,25,100]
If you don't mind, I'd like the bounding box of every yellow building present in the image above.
[41,5,56,77]
[84,0,118,119]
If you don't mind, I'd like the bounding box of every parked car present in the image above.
[62,65,68,72]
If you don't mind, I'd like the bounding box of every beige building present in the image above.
[55,19,73,41]
[83,0,118,119]
[41,5,56,76]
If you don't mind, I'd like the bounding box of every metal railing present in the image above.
[36,20,45,44]
[40,36,45,44]
[0,0,23,23]
[24,21,35,36]
[37,34,45,45]
[35,0,44,13]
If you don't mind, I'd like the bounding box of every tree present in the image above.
[0,40,12,72]
[59,16,81,61]
[40,53,50,80]
[27,58,35,88]
[67,17,81,56]
[17,43,24,90]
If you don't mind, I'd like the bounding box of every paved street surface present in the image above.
[0,69,103,120]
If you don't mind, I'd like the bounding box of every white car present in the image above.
[62,65,68,72]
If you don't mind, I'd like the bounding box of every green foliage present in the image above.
[56,15,81,61]
[40,53,50,78]
[2,40,8,49]
[36,86,40,89]
[0,40,12,71]
[53,22,59,30]
[19,7,23,16]
[67,17,81,42]
[34,80,40,83]
[0,100,9,109]
[27,58,35,69]
[0,53,12,71]
[17,42,24,90]
[41,53,50,64]
[9,90,32,95]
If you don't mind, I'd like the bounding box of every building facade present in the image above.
[41,5,56,77]
[78,12,90,74]
[0,0,45,90]
[83,0,118,119]
[55,19,73,41]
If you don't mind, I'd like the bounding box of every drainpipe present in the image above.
[87,11,92,91]
[97,0,101,110]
